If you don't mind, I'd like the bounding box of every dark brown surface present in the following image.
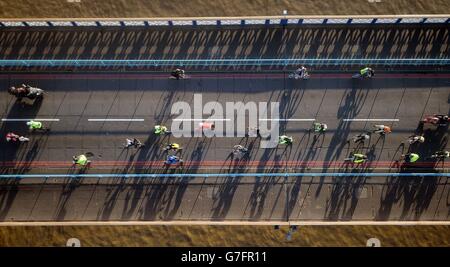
[0,225,449,246]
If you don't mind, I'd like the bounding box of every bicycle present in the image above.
[344,153,367,164]
[351,132,370,143]
[406,135,425,145]
[429,151,449,160]
[154,125,172,136]
[232,145,249,160]
[312,122,327,133]
[288,72,309,80]
[163,143,182,152]
[124,138,145,149]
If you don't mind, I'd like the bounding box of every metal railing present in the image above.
[0,15,449,27]
[0,58,449,67]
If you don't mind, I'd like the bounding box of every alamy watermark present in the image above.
[170,94,280,148]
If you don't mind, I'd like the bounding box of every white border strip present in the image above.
[1,16,449,28]
[2,118,60,122]
[173,118,231,121]
[343,119,399,122]
[196,20,217,25]
[1,21,25,26]
[50,21,74,26]
[259,118,316,121]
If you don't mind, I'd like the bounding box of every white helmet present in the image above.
[26,121,32,126]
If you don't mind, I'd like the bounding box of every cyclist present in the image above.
[232,145,248,159]
[125,138,144,149]
[313,122,327,133]
[407,134,425,144]
[8,86,29,98]
[402,153,420,163]
[198,121,215,130]
[164,143,181,152]
[278,135,293,145]
[435,114,449,124]
[154,125,171,135]
[171,68,185,80]
[294,65,308,79]
[422,114,449,126]
[26,120,45,131]
[346,153,367,164]
[6,132,29,142]
[430,150,450,159]
[422,115,440,125]
[360,67,374,78]
[72,154,90,166]
[165,155,183,165]
[352,132,370,143]
[373,124,391,135]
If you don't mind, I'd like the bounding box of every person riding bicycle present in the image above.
[352,132,370,143]
[360,67,374,78]
[278,135,293,145]
[434,114,449,125]
[154,125,171,135]
[422,115,439,125]
[407,134,425,144]
[72,154,90,166]
[5,132,28,142]
[373,124,391,135]
[431,150,450,159]
[164,143,181,151]
[198,121,215,131]
[171,68,185,80]
[125,138,144,149]
[422,114,448,125]
[313,122,327,133]
[26,120,43,131]
[347,153,367,164]
[294,65,308,79]
[8,85,29,98]
[232,145,248,159]
[232,145,248,152]
[6,132,20,142]
[165,155,183,165]
[402,153,420,163]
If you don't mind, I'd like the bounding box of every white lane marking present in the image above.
[343,119,399,122]
[2,118,60,122]
[259,118,315,121]
[173,118,231,121]
[88,119,145,122]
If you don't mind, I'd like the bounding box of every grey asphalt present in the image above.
[0,24,448,67]
[0,73,448,221]
[0,24,448,222]
[0,175,448,221]
[0,73,448,168]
